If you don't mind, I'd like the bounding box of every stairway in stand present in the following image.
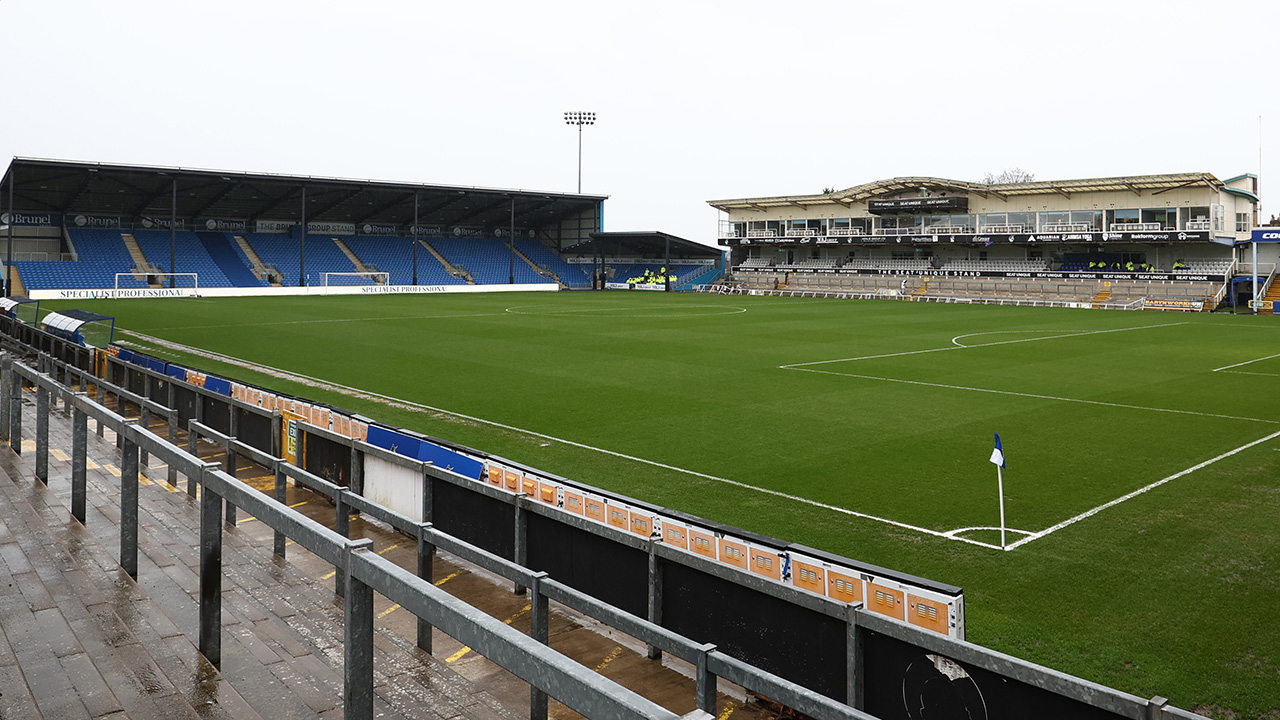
[1091,289,1111,304]
[1261,280,1280,315]
[197,232,261,286]
[232,235,281,286]
[2,263,26,295]
[120,233,161,288]
[420,239,474,284]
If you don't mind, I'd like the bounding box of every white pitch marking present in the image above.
[782,322,1187,368]
[147,311,512,333]
[785,366,1280,425]
[1219,370,1280,378]
[503,304,747,318]
[951,330,1073,347]
[943,526,1035,539]
[1005,428,1280,551]
[1211,352,1280,373]
[121,330,1003,550]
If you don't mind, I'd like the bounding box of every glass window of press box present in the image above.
[1141,208,1177,229]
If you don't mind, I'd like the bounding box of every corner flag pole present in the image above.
[990,433,1007,550]
[997,463,1007,550]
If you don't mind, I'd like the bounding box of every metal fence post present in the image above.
[187,424,200,498]
[529,571,550,720]
[647,538,663,660]
[121,420,140,578]
[167,381,178,486]
[0,353,10,443]
[138,372,152,466]
[513,493,529,595]
[223,437,238,526]
[695,643,718,714]
[416,522,436,654]
[273,460,287,559]
[335,488,351,597]
[35,379,49,484]
[95,374,105,437]
[198,461,224,668]
[270,408,281,459]
[846,602,864,709]
[343,539,375,720]
[1146,696,1169,720]
[10,368,23,455]
[71,395,90,523]
[416,465,435,653]
[349,436,363,496]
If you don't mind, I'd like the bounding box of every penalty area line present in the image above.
[781,322,1187,369]
[1212,352,1280,373]
[123,331,1003,551]
[1005,428,1280,551]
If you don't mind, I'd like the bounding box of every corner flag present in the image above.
[989,432,1008,549]
[989,433,1006,468]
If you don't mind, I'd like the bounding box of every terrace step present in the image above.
[1261,278,1280,315]
[1091,289,1111,303]
[233,235,281,285]
[120,233,162,288]
[2,390,523,720]
[420,239,474,284]
[333,237,376,275]
[2,262,26,295]
[510,243,566,287]
[0,455,241,719]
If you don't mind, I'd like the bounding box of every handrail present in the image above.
[5,356,683,720]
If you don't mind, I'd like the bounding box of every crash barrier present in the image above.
[0,319,1210,719]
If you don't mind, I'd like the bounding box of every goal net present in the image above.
[322,271,390,286]
[115,272,199,291]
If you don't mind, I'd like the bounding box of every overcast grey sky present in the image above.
[2,0,1276,244]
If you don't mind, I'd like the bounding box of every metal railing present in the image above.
[2,354,693,720]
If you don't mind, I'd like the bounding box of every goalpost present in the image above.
[115,272,199,292]
[322,271,390,287]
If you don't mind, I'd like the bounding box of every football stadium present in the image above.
[1,155,1278,720]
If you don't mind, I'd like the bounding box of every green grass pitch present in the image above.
[45,291,1280,717]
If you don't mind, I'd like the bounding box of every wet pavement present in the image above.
[0,381,784,719]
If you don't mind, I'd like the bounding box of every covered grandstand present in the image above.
[0,158,609,298]
[709,173,1276,311]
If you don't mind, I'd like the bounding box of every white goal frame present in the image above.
[322,271,390,286]
[115,272,199,291]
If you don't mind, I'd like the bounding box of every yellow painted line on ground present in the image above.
[86,459,100,470]
[50,448,71,462]
[321,541,401,576]
[103,464,121,478]
[592,646,623,673]
[235,515,258,525]
[434,570,463,586]
[289,500,308,508]
[717,700,737,720]
[376,603,400,620]
[138,475,153,486]
[20,440,34,452]
[446,604,531,663]
[322,569,336,580]
[285,540,296,547]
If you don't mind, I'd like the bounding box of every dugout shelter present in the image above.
[565,230,724,290]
